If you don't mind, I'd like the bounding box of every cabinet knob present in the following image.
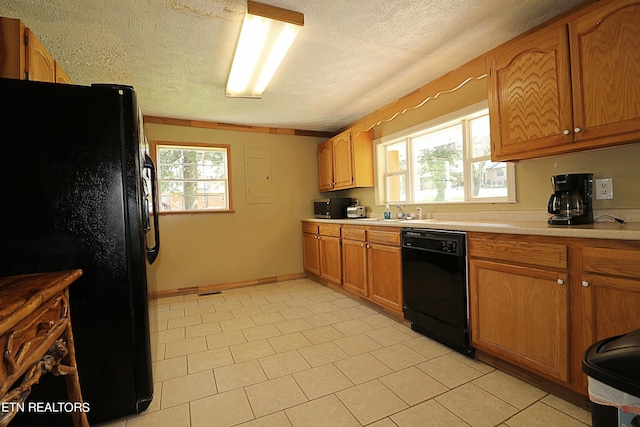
[581,280,590,287]
[557,278,564,285]
[361,243,365,248]
[563,129,570,135]
[574,127,581,133]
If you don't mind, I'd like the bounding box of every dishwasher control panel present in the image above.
[401,229,465,256]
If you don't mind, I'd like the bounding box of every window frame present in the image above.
[374,101,515,206]
[151,141,234,214]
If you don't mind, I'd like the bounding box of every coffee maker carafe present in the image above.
[547,173,593,225]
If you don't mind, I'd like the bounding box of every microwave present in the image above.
[314,198,353,219]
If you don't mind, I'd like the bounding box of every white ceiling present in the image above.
[0,0,586,133]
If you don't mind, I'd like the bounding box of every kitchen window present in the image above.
[152,142,233,213]
[375,102,515,205]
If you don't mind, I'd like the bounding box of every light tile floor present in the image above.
[98,278,592,427]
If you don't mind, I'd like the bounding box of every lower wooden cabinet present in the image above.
[341,226,403,314]
[319,234,342,284]
[301,231,320,276]
[585,273,640,342]
[303,222,403,314]
[342,237,368,297]
[368,242,402,313]
[468,232,640,397]
[469,259,569,381]
[580,245,640,363]
[301,222,342,286]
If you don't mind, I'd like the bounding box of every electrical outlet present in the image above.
[595,178,613,200]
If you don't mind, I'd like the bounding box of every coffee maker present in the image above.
[547,173,594,225]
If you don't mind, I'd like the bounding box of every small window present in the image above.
[375,102,515,205]
[153,142,233,213]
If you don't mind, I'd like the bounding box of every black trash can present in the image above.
[582,328,640,427]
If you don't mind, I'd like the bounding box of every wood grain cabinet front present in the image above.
[25,27,55,82]
[301,222,342,285]
[469,232,640,398]
[580,246,640,345]
[487,0,640,161]
[468,235,570,382]
[341,226,403,314]
[0,16,72,83]
[316,128,373,192]
[341,228,368,298]
[469,259,570,382]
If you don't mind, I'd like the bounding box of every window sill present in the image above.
[158,209,236,215]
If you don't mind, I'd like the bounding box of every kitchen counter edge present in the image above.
[302,218,640,241]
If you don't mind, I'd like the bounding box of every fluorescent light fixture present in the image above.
[226,1,304,98]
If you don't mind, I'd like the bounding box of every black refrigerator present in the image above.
[0,78,160,425]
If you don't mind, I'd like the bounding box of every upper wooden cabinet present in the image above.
[0,17,25,79]
[0,17,71,84]
[317,128,373,192]
[25,27,55,82]
[487,25,572,160]
[487,0,640,161]
[569,0,640,146]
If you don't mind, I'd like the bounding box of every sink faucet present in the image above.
[396,205,407,219]
[416,207,423,220]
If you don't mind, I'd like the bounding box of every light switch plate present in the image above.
[595,178,613,200]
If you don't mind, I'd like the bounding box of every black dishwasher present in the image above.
[402,228,474,357]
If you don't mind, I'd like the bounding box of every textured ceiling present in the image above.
[0,0,586,132]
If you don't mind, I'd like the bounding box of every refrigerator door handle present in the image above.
[143,153,160,264]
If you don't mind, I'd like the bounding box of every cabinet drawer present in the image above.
[469,237,567,269]
[583,247,640,279]
[302,222,319,234]
[342,227,366,241]
[367,229,400,246]
[319,224,341,237]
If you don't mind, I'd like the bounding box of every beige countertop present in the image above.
[303,215,640,241]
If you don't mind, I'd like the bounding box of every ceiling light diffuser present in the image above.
[226,1,304,98]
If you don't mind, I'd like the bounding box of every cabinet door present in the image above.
[351,129,374,188]
[0,17,25,79]
[583,274,640,342]
[569,0,640,145]
[317,141,334,191]
[487,25,573,161]
[332,130,353,190]
[25,29,55,82]
[302,233,320,276]
[582,245,640,342]
[319,235,342,285]
[469,259,569,381]
[368,243,402,313]
[342,239,368,297]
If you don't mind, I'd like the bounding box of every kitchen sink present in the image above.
[353,218,440,223]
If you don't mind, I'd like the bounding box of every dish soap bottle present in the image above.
[384,204,391,219]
